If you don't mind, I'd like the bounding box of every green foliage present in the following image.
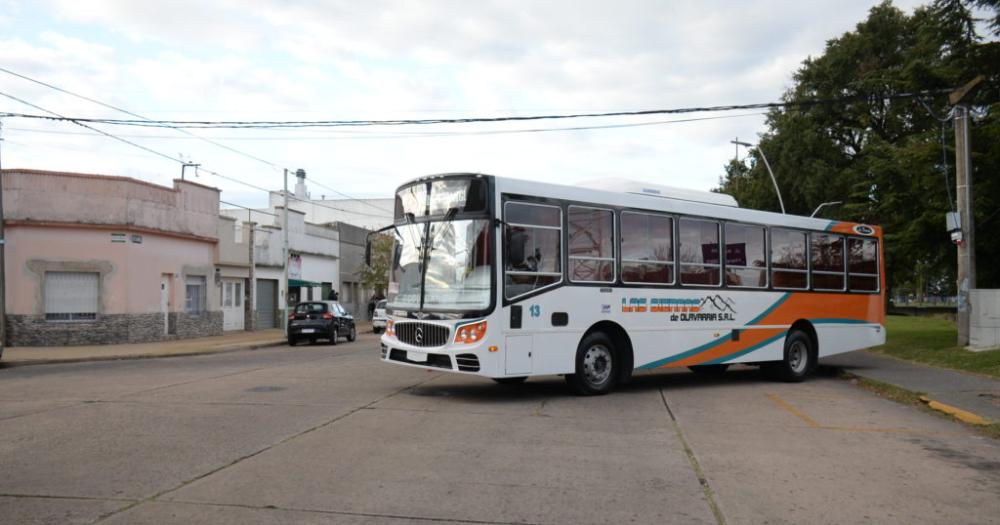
[358,234,394,296]
[870,315,1000,377]
[716,0,1000,295]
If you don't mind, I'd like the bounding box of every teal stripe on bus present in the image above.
[637,333,732,369]
[704,331,788,365]
[746,292,790,326]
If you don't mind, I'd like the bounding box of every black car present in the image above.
[288,301,356,346]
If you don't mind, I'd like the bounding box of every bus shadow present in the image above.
[406,365,846,401]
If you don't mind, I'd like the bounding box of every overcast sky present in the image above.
[0,0,928,210]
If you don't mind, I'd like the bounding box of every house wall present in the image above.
[5,225,221,345]
[2,169,223,346]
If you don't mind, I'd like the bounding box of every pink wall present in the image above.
[6,225,217,316]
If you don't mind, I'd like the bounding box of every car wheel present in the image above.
[565,332,617,395]
[688,364,730,376]
[287,336,297,347]
[765,330,815,382]
[348,326,357,342]
[330,328,339,345]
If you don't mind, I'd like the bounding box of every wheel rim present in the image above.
[788,340,808,374]
[582,344,613,386]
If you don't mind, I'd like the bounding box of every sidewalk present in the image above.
[825,350,1000,424]
[1,329,288,367]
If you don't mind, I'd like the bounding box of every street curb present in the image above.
[0,340,287,369]
[838,369,994,428]
[919,395,991,426]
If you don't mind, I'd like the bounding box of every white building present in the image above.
[257,169,394,231]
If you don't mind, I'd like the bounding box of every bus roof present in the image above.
[397,173,880,236]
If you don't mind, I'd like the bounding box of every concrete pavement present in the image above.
[1,335,999,524]
[825,350,1000,424]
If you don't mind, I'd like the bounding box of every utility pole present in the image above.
[0,118,6,357]
[951,76,984,347]
[247,216,257,332]
[282,168,290,337]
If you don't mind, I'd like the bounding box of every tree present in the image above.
[716,0,1000,297]
[359,234,394,298]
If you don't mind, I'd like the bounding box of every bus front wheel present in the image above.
[765,330,815,382]
[566,332,617,395]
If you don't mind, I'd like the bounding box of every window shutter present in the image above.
[45,272,99,315]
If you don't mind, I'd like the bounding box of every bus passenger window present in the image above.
[621,212,674,284]
[811,233,845,291]
[771,228,808,289]
[679,218,721,286]
[568,206,615,283]
[848,237,879,292]
[725,223,766,288]
[504,201,562,299]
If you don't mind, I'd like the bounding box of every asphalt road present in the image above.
[1,332,999,525]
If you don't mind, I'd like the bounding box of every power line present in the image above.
[0,88,954,129]
[0,90,390,219]
[0,66,387,213]
[0,112,768,140]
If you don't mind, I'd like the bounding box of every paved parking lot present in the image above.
[2,333,999,524]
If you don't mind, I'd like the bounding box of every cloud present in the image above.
[5,0,935,207]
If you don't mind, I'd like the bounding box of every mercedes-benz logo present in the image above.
[415,326,424,344]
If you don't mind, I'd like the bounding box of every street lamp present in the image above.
[731,139,786,214]
[810,201,843,218]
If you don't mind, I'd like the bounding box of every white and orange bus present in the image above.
[377,173,885,394]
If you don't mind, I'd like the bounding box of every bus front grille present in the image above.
[455,354,480,372]
[395,322,450,348]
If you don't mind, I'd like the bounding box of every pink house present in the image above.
[2,169,223,346]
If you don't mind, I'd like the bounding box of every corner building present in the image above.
[2,169,223,346]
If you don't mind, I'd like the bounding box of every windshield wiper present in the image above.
[427,208,459,250]
[418,207,459,311]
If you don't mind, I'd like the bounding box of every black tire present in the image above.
[373,327,383,334]
[765,330,815,383]
[492,376,528,385]
[330,328,339,345]
[287,336,297,347]
[565,332,617,395]
[347,326,357,342]
[688,363,730,376]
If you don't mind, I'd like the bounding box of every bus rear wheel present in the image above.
[566,332,617,395]
[765,330,815,382]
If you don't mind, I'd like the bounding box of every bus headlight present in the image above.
[454,321,487,345]
[386,319,395,337]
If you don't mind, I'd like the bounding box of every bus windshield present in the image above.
[388,219,492,313]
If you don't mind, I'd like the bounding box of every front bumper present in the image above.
[380,332,496,376]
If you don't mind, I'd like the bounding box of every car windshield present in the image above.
[376,300,386,309]
[388,219,491,312]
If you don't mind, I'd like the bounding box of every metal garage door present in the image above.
[256,279,277,329]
